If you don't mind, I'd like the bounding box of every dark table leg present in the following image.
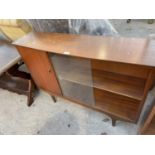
[0,63,36,106]
[51,95,57,103]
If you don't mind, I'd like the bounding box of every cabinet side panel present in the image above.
[16,46,62,96]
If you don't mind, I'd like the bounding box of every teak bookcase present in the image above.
[13,32,155,126]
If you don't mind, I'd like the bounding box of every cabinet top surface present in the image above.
[13,32,155,67]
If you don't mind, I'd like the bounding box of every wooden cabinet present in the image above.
[13,32,155,126]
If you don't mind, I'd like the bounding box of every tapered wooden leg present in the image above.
[51,96,57,103]
[112,118,116,127]
[27,92,34,106]
[127,19,131,23]
[27,80,35,106]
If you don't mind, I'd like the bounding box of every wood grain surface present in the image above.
[16,46,62,96]
[13,32,155,67]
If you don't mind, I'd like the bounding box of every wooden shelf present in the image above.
[93,69,145,101]
[51,54,146,122]
[58,78,140,122]
[94,89,140,122]
[96,101,137,122]
[93,74,144,101]
[56,67,145,101]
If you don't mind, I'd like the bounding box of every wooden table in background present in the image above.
[0,41,35,106]
[0,41,21,75]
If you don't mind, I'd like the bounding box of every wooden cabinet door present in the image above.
[17,46,62,96]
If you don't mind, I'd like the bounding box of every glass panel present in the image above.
[50,54,95,106]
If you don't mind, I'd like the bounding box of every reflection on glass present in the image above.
[50,54,95,106]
